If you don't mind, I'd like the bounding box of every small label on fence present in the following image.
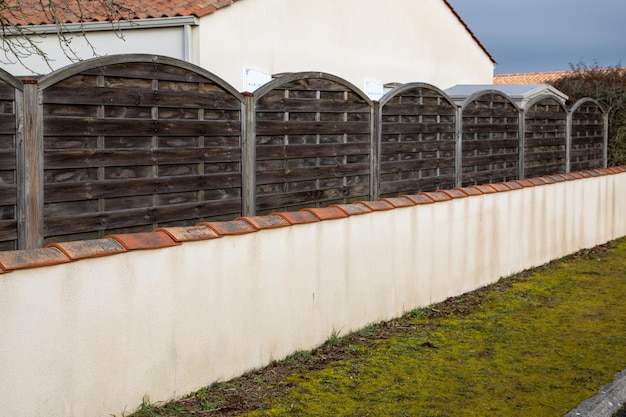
[364,80,384,101]
[243,67,272,92]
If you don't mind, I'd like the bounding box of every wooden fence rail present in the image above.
[0,55,608,249]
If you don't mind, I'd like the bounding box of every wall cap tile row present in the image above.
[0,167,622,273]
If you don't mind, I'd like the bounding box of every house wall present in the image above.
[2,0,493,87]
[1,26,188,76]
[0,170,624,417]
[197,0,495,91]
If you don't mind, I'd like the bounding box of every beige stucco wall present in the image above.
[0,172,624,417]
[197,0,495,91]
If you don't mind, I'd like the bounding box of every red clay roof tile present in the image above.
[154,225,221,242]
[46,238,126,260]
[11,0,238,26]
[0,247,70,271]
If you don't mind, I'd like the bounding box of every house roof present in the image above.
[494,71,573,85]
[8,0,238,26]
[444,83,568,107]
[10,0,496,63]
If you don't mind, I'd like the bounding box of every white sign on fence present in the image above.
[243,67,272,92]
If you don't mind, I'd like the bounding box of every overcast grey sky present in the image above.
[447,0,626,74]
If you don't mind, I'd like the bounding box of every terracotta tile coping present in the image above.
[0,166,622,273]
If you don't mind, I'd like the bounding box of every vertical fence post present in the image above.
[565,109,572,173]
[371,101,381,200]
[603,111,609,168]
[19,78,43,249]
[518,109,526,180]
[241,92,256,217]
[454,105,462,188]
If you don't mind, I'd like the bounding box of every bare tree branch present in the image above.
[0,0,134,71]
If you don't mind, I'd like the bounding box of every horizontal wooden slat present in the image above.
[381,122,455,135]
[524,137,566,147]
[0,185,17,204]
[462,139,519,150]
[525,124,566,134]
[381,157,454,174]
[0,114,16,133]
[44,173,241,203]
[256,184,369,211]
[44,147,241,168]
[525,111,567,120]
[0,85,15,101]
[80,62,221,84]
[380,175,455,195]
[256,143,369,159]
[256,121,370,136]
[571,137,603,146]
[277,78,353,92]
[255,96,370,113]
[382,102,456,116]
[462,123,519,133]
[572,113,603,121]
[0,151,16,170]
[44,86,241,109]
[524,150,567,163]
[44,198,243,236]
[463,108,518,118]
[256,162,370,185]
[462,154,518,167]
[381,141,455,154]
[0,219,17,241]
[44,117,241,137]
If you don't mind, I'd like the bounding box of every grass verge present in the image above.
[128,237,626,417]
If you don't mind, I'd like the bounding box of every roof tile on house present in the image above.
[10,0,238,26]
[494,71,575,84]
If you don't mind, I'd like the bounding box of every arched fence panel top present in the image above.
[0,67,24,91]
[38,54,244,100]
[379,82,457,108]
[460,89,521,113]
[378,82,458,196]
[253,72,374,214]
[38,54,245,243]
[569,97,608,115]
[253,71,374,106]
[569,97,608,171]
[523,94,568,116]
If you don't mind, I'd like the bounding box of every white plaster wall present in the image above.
[197,0,495,91]
[0,173,624,417]
[1,27,187,76]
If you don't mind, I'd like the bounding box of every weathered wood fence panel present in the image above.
[38,56,245,244]
[0,70,20,250]
[461,91,520,186]
[379,83,457,197]
[570,98,606,172]
[1,55,609,248]
[523,96,568,178]
[253,73,373,214]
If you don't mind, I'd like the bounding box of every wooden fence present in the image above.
[0,55,608,249]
